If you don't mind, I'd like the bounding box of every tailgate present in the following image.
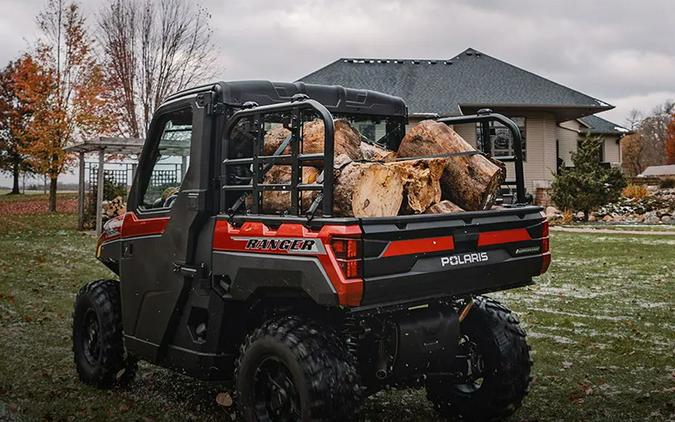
[359,206,548,306]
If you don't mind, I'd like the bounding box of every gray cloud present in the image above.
[0,0,673,126]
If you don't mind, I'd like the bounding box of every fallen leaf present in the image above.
[216,392,233,407]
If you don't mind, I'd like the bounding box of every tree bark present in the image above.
[10,161,20,194]
[333,158,404,217]
[398,120,504,211]
[425,200,464,214]
[254,165,320,213]
[49,176,58,212]
[360,142,396,162]
[302,119,363,163]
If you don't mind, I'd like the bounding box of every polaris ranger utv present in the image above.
[73,81,550,421]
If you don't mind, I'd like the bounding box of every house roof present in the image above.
[639,164,675,177]
[578,115,631,136]
[298,48,613,121]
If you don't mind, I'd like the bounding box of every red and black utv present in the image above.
[73,81,550,421]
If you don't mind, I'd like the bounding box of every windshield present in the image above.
[334,115,405,150]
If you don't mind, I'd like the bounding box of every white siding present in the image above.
[522,112,557,192]
[602,135,621,165]
[557,120,580,166]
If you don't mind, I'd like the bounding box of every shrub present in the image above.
[622,184,650,199]
[659,178,675,189]
[551,136,626,220]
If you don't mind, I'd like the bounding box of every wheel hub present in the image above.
[253,357,300,421]
[82,310,101,365]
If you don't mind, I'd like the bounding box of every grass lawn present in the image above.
[0,194,673,421]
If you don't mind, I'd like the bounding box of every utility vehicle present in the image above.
[73,81,550,421]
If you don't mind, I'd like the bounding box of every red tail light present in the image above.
[540,220,551,273]
[331,238,362,279]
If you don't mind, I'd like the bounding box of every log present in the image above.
[397,120,504,211]
[303,119,363,162]
[360,142,396,162]
[333,159,404,217]
[425,200,464,214]
[263,119,363,163]
[255,165,320,212]
[263,126,291,155]
[385,159,445,214]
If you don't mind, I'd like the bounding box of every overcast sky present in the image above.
[1,0,674,186]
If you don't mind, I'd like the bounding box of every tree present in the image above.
[97,0,217,137]
[0,59,35,194]
[552,136,626,220]
[621,133,645,176]
[666,113,675,165]
[14,0,114,211]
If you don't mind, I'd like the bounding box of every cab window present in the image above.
[139,109,192,210]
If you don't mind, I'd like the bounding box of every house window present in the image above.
[476,117,526,161]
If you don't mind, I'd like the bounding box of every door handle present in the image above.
[122,242,133,257]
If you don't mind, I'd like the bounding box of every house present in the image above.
[298,48,630,201]
[639,164,675,178]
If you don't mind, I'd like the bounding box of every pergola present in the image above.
[65,137,144,235]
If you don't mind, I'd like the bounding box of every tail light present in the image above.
[540,220,551,273]
[331,237,362,279]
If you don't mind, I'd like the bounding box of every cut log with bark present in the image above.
[385,159,445,214]
[263,126,291,155]
[397,120,504,211]
[333,158,404,217]
[263,119,364,163]
[425,200,464,214]
[303,119,363,162]
[360,142,396,162]
[253,165,320,213]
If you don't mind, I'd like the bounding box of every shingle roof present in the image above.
[578,115,631,135]
[639,164,675,177]
[298,48,613,121]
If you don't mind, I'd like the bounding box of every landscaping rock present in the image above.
[661,215,672,224]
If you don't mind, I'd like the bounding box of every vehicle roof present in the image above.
[163,80,408,118]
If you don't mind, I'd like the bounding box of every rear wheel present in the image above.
[235,315,360,422]
[426,297,532,421]
[72,279,136,388]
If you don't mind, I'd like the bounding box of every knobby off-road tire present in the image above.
[235,315,361,422]
[72,279,137,388]
[426,297,532,421]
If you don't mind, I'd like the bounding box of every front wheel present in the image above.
[235,315,361,421]
[426,297,532,421]
[72,279,136,388]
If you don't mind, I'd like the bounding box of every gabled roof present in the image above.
[578,115,631,136]
[298,48,613,121]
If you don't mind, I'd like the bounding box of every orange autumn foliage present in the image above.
[12,1,115,211]
[667,113,675,165]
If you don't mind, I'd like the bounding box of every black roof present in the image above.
[298,48,613,121]
[578,115,631,136]
[163,80,407,117]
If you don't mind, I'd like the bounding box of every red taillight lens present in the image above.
[540,220,551,273]
[541,252,551,274]
[331,238,362,279]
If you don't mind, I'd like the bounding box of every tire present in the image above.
[72,279,136,388]
[235,315,361,422]
[426,297,532,421]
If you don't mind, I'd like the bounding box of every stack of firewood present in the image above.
[102,196,127,219]
[258,119,504,217]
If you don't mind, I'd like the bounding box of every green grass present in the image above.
[0,198,673,421]
[559,223,675,232]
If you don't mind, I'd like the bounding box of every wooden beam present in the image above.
[77,152,85,230]
[95,149,105,236]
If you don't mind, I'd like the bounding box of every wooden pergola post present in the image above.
[77,152,85,230]
[95,148,105,236]
[64,137,145,232]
